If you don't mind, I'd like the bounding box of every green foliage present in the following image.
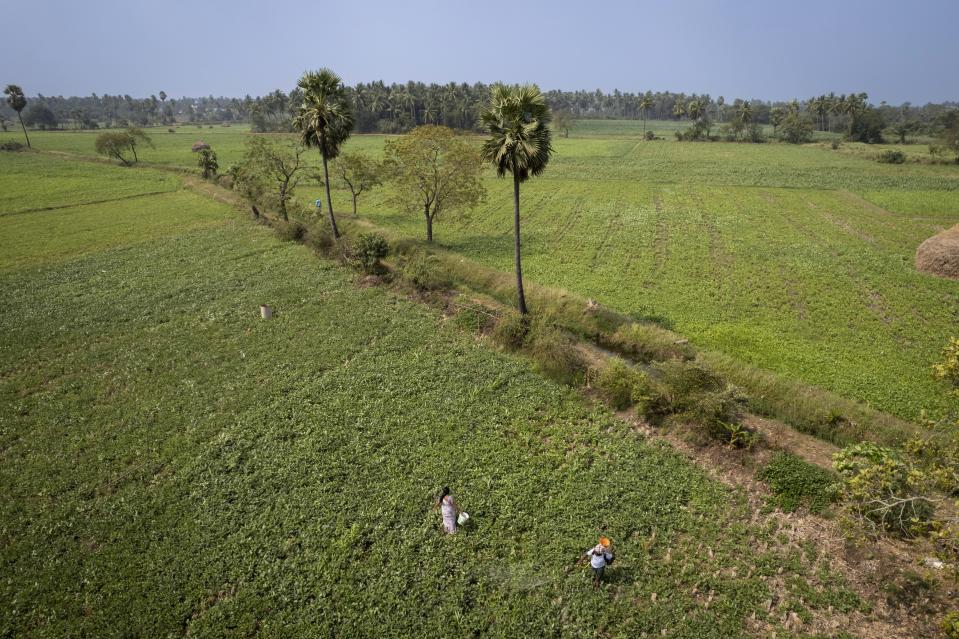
[397,249,452,292]
[593,358,651,410]
[942,611,959,639]
[196,147,218,178]
[354,232,389,272]
[524,319,586,384]
[847,108,885,144]
[480,84,553,182]
[777,112,814,144]
[383,125,484,242]
[235,137,310,220]
[491,311,529,350]
[654,360,752,446]
[273,219,307,242]
[293,68,355,161]
[832,443,934,534]
[334,152,383,215]
[607,323,692,363]
[95,131,137,165]
[644,130,655,140]
[757,452,839,514]
[0,140,25,151]
[876,149,906,164]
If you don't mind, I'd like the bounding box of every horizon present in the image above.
[3,0,957,105]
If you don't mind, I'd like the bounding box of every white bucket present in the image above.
[259,304,272,320]
[457,512,470,526]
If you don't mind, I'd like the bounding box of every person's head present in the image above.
[439,486,450,503]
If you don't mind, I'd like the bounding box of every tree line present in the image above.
[3,82,956,137]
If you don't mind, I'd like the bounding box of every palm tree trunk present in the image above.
[512,172,528,315]
[320,150,340,239]
[17,112,30,148]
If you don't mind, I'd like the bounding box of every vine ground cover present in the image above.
[0,154,868,637]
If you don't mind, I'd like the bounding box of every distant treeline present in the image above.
[1,82,957,136]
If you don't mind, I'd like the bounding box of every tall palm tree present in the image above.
[292,69,354,239]
[672,100,686,120]
[480,84,554,315]
[687,99,703,121]
[639,93,653,135]
[4,85,30,147]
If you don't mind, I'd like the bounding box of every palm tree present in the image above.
[480,84,554,315]
[292,69,354,239]
[687,99,703,121]
[4,85,30,147]
[672,100,686,120]
[639,93,653,135]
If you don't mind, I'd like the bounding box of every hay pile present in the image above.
[916,224,959,279]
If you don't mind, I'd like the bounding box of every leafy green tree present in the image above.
[293,69,355,239]
[777,112,814,144]
[847,107,885,143]
[230,161,269,220]
[4,85,30,147]
[480,85,554,315]
[238,138,309,220]
[937,110,959,162]
[334,152,383,216]
[384,125,484,242]
[197,148,218,178]
[95,132,136,165]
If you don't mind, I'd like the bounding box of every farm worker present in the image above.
[578,536,614,588]
[437,486,459,534]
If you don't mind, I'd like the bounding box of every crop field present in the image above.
[0,153,871,637]
[4,124,958,422]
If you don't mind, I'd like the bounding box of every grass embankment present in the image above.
[0,153,869,636]
[5,126,956,424]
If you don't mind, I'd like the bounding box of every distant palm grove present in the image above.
[2,81,956,137]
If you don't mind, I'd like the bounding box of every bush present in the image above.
[593,358,650,410]
[525,320,585,384]
[491,312,529,350]
[398,250,452,292]
[304,225,337,256]
[0,140,25,151]
[654,360,751,446]
[832,443,935,535]
[877,149,906,164]
[354,233,389,273]
[942,611,959,639]
[273,220,307,243]
[757,452,839,514]
[831,140,841,150]
[644,130,655,141]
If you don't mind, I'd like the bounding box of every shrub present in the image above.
[354,233,389,273]
[942,611,959,639]
[273,220,307,243]
[654,360,751,445]
[831,140,841,150]
[398,250,452,292]
[593,358,650,410]
[832,443,935,535]
[304,225,337,256]
[644,130,655,141]
[877,149,906,164]
[450,306,489,333]
[492,311,529,350]
[757,452,839,514]
[0,140,25,151]
[525,320,585,384]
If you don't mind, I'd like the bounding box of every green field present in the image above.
[0,153,872,637]
[4,123,958,421]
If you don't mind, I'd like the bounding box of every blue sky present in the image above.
[2,0,956,103]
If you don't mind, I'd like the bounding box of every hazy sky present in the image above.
[2,0,956,104]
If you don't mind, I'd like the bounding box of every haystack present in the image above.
[916,224,959,279]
